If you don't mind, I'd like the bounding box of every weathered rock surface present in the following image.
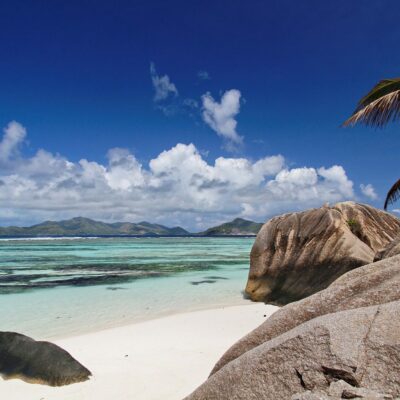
[292,379,398,399]
[246,202,400,304]
[292,382,397,400]
[185,300,400,400]
[185,207,400,400]
[328,379,396,399]
[290,390,332,400]
[375,235,400,261]
[291,393,331,400]
[0,332,91,386]
[212,254,400,375]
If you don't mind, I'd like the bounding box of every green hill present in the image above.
[0,217,264,237]
[0,217,189,237]
[200,218,263,236]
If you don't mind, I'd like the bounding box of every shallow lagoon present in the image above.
[0,237,254,338]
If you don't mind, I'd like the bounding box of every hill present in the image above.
[0,217,189,237]
[0,217,264,237]
[200,218,263,236]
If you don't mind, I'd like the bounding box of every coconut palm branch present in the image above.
[384,179,400,210]
[343,78,400,127]
[343,78,400,210]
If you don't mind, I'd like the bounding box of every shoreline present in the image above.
[50,298,260,341]
[0,236,257,340]
[0,303,279,400]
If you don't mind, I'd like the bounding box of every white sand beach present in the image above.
[0,303,278,400]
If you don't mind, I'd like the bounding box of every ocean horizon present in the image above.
[0,234,257,240]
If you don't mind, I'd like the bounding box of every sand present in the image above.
[0,303,278,400]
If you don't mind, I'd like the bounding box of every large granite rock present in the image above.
[0,332,91,386]
[185,300,400,400]
[291,380,396,399]
[246,202,400,305]
[211,254,400,375]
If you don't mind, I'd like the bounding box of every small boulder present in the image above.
[246,202,400,304]
[0,331,91,386]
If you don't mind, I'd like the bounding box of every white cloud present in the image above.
[150,62,178,102]
[105,148,145,190]
[266,165,354,203]
[0,121,26,162]
[0,121,357,230]
[360,183,378,200]
[318,165,354,198]
[202,89,243,150]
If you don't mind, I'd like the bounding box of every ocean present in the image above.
[0,236,255,339]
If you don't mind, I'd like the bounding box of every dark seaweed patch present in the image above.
[203,276,228,280]
[0,273,50,283]
[0,271,165,294]
[0,261,224,294]
[190,280,217,285]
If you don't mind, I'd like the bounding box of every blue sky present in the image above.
[0,0,399,230]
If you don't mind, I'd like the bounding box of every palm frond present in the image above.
[343,78,400,127]
[384,179,400,210]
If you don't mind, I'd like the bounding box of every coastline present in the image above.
[0,236,258,340]
[0,303,278,400]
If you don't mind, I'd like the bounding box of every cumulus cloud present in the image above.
[150,62,178,102]
[0,122,357,230]
[0,121,26,162]
[360,183,378,200]
[266,165,354,204]
[202,89,243,150]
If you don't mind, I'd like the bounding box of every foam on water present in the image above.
[0,237,255,339]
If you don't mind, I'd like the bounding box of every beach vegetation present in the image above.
[347,219,360,235]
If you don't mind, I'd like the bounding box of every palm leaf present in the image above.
[343,78,400,127]
[384,179,400,210]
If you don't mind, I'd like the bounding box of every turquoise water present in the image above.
[0,237,254,339]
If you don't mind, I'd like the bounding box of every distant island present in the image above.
[200,218,263,236]
[0,217,263,237]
